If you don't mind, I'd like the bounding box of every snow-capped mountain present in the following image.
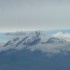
[0,31,69,54]
[3,31,43,48]
[3,31,66,48]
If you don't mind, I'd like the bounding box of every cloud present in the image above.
[0,0,70,31]
[27,43,70,56]
[52,32,70,38]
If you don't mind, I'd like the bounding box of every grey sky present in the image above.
[0,0,70,32]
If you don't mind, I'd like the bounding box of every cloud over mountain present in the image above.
[52,32,70,38]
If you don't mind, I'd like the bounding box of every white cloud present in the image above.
[52,32,70,38]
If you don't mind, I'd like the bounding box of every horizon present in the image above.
[0,29,70,33]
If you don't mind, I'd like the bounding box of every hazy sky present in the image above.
[0,0,70,32]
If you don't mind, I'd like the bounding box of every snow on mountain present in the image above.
[0,31,69,55]
[3,31,41,47]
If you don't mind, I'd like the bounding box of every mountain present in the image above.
[1,31,69,54]
[4,31,41,46]
[3,31,66,47]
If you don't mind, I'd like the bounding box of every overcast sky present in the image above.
[0,0,70,32]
